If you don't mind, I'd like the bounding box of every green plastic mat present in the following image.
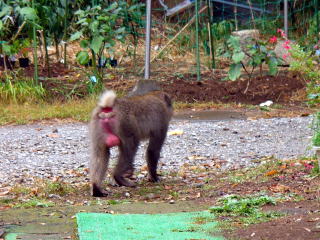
[76,211,224,240]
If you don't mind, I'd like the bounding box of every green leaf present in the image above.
[105,2,118,12]
[227,36,241,50]
[2,43,12,55]
[115,27,126,34]
[90,36,104,54]
[20,7,37,21]
[267,57,278,76]
[260,45,267,53]
[69,31,82,41]
[0,5,12,18]
[76,51,89,65]
[0,21,3,31]
[80,40,89,49]
[228,63,242,81]
[232,51,245,63]
[252,54,263,66]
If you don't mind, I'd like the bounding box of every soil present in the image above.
[161,71,305,105]
[1,62,308,107]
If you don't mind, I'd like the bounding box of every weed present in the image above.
[11,186,32,195]
[136,185,163,196]
[169,191,179,199]
[45,181,75,196]
[0,77,46,103]
[311,161,320,175]
[271,104,284,109]
[13,198,55,208]
[312,112,320,146]
[210,194,276,216]
[226,158,282,184]
[210,194,282,226]
[0,198,14,205]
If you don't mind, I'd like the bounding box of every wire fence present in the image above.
[139,0,319,77]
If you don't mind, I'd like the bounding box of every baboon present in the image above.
[89,80,173,197]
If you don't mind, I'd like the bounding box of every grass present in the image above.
[0,78,46,103]
[13,197,55,208]
[44,180,75,196]
[210,194,283,226]
[0,99,243,125]
[9,178,78,208]
[225,158,283,184]
[0,97,96,125]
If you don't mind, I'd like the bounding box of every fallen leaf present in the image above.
[168,130,184,136]
[265,170,279,176]
[270,184,290,193]
[0,206,11,211]
[47,133,59,138]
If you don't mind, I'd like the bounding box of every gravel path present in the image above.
[0,116,313,186]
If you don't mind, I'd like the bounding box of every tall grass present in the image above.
[0,78,45,103]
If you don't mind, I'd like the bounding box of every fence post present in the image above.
[144,0,152,79]
[195,0,201,81]
[284,0,288,37]
[32,0,38,85]
[207,0,215,69]
[316,0,319,41]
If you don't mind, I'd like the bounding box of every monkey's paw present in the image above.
[91,184,109,197]
[114,175,136,188]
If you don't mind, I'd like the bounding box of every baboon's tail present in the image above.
[98,90,117,108]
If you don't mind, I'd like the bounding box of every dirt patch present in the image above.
[227,201,320,240]
[1,62,308,107]
[161,71,305,105]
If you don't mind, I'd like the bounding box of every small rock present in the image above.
[124,192,131,197]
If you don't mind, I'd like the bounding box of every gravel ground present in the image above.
[0,116,313,186]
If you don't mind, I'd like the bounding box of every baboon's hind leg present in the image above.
[146,129,167,182]
[90,145,110,197]
[113,138,139,187]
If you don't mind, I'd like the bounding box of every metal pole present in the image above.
[284,0,288,37]
[144,0,152,79]
[195,0,201,81]
[64,0,68,67]
[316,0,319,41]
[207,0,215,69]
[32,0,38,84]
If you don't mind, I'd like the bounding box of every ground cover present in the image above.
[1,157,319,239]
